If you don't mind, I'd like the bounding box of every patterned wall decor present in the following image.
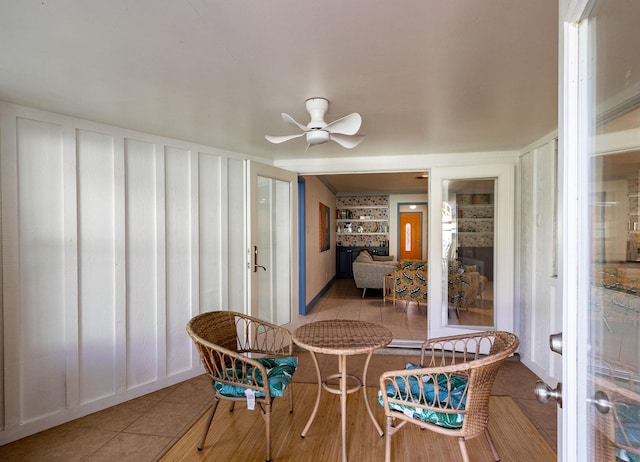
[456,193,494,247]
[336,195,389,247]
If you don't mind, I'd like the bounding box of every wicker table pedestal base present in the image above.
[293,320,393,462]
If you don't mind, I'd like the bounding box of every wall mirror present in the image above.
[442,178,495,327]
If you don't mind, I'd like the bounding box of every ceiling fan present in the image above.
[265,98,365,149]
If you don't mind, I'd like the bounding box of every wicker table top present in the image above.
[293,319,393,355]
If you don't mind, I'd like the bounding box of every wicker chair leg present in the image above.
[384,417,394,462]
[288,385,294,413]
[197,398,220,450]
[484,429,501,461]
[262,404,272,462]
[458,437,470,462]
[229,402,236,412]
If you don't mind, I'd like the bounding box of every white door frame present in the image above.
[428,163,515,339]
[246,160,298,329]
[559,1,592,460]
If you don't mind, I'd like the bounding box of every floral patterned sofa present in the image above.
[392,260,428,305]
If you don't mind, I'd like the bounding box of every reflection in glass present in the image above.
[587,1,640,459]
[442,179,495,326]
[257,176,291,325]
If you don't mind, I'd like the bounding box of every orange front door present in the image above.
[399,212,422,260]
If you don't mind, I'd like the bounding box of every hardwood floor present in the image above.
[0,278,557,461]
[161,383,556,462]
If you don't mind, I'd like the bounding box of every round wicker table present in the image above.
[292,319,393,462]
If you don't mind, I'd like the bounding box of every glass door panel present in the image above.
[256,176,291,324]
[442,179,495,327]
[582,1,640,459]
[428,164,514,340]
[248,161,298,328]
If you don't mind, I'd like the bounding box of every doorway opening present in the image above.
[301,171,429,343]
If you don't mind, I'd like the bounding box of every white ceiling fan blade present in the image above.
[281,113,310,132]
[265,133,305,144]
[330,133,365,149]
[323,113,362,135]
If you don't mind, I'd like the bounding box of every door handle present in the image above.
[591,390,612,414]
[534,381,563,407]
[253,246,266,272]
[549,333,562,355]
[533,332,564,407]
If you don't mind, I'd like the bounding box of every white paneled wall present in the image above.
[16,118,67,425]
[0,103,249,444]
[518,138,562,385]
[77,129,119,405]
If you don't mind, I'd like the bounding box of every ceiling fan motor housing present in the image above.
[305,97,329,129]
[306,129,330,145]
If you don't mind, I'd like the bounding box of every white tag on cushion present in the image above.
[245,389,256,410]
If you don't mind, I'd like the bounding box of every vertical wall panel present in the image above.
[0,103,245,444]
[17,118,66,422]
[532,146,551,368]
[76,129,117,404]
[227,158,245,312]
[165,147,193,376]
[125,139,158,388]
[0,112,14,431]
[519,140,561,384]
[534,142,561,380]
[520,151,534,364]
[199,153,222,311]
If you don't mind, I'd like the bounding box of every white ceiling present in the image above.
[0,0,559,163]
[314,172,430,195]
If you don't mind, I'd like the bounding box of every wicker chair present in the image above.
[591,369,640,462]
[186,311,298,462]
[379,331,519,462]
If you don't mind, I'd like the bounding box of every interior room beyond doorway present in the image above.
[310,171,429,341]
[307,171,495,338]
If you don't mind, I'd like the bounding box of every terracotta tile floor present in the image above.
[0,278,557,461]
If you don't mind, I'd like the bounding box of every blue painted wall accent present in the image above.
[305,277,335,313]
[298,177,307,315]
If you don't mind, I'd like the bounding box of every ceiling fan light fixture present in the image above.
[306,130,330,145]
[265,98,364,150]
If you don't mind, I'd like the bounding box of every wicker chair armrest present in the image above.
[381,362,473,380]
[379,363,472,417]
[420,331,518,366]
[196,339,272,399]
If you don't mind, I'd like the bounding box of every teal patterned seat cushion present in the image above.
[214,356,298,398]
[378,363,467,429]
[615,401,640,462]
